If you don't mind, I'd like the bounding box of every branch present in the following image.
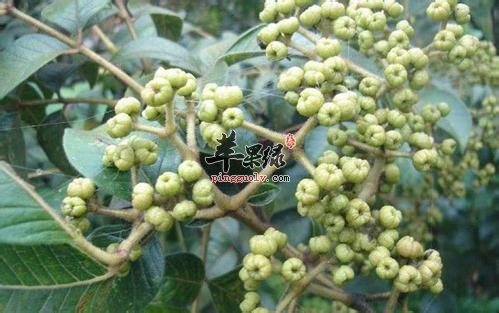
[8,6,143,94]
[383,289,401,313]
[0,162,123,266]
[91,25,118,54]
[358,158,385,201]
[241,121,286,144]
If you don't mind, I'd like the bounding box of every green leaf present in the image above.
[207,267,245,313]
[221,24,266,65]
[0,34,69,100]
[63,121,181,199]
[304,126,334,163]
[417,85,472,152]
[271,209,311,245]
[150,253,204,309]
[42,0,111,34]
[0,237,165,312]
[248,183,281,206]
[0,162,109,288]
[0,113,25,171]
[114,37,201,75]
[133,5,184,40]
[37,111,78,175]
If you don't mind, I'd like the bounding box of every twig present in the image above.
[358,158,385,201]
[383,289,400,313]
[91,25,118,54]
[191,224,211,313]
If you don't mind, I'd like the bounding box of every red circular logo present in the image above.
[285,133,296,149]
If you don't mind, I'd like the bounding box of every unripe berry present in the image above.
[410,70,429,90]
[409,132,434,149]
[446,23,464,38]
[259,7,277,23]
[198,100,219,122]
[408,48,429,69]
[257,23,280,46]
[278,67,304,91]
[115,97,141,116]
[155,172,183,198]
[396,236,424,259]
[396,20,414,38]
[321,1,345,20]
[324,56,348,84]
[412,149,438,171]
[317,102,341,126]
[129,137,158,166]
[141,78,174,107]
[276,0,295,15]
[393,88,418,112]
[266,41,288,61]
[281,258,306,282]
[333,16,356,40]
[394,265,422,293]
[128,245,142,262]
[387,47,411,68]
[379,205,402,229]
[341,158,370,184]
[421,105,442,124]
[333,265,354,285]
[154,68,188,89]
[264,227,288,249]
[314,163,345,191]
[297,88,325,117]
[316,38,341,59]
[358,30,375,50]
[426,1,451,21]
[309,235,331,254]
[285,91,299,106]
[132,183,154,211]
[440,138,456,155]
[384,0,404,18]
[359,96,376,113]
[177,74,197,97]
[145,206,174,232]
[250,235,278,257]
[192,178,214,207]
[384,64,407,87]
[388,30,410,49]
[214,86,243,109]
[335,243,354,263]
[376,257,399,279]
[69,217,91,233]
[106,113,133,138]
[295,178,320,205]
[172,200,198,221]
[142,105,164,121]
[201,83,218,100]
[113,144,135,171]
[277,16,299,35]
[437,102,450,116]
[240,292,260,313]
[178,160,203,183]
[346,198,371,228]
[334,91,360,121]
[429,278,444,293]
[327,127,348,146]
[244,254,272,281]
[62,196,87,217]
[67,178,95,200]
[200,122,226,149]
[378,229,399,249]
[384,163,400,184]
[365,124,386,147]
[433,30,456,51]
[330,194,349,213]
[299,5,322,27]
[369,246,391,266]
[359,77,381,97]
[102,144,117,167]
[454,3,470,24]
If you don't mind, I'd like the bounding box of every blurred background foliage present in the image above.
[0,0,498,312]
